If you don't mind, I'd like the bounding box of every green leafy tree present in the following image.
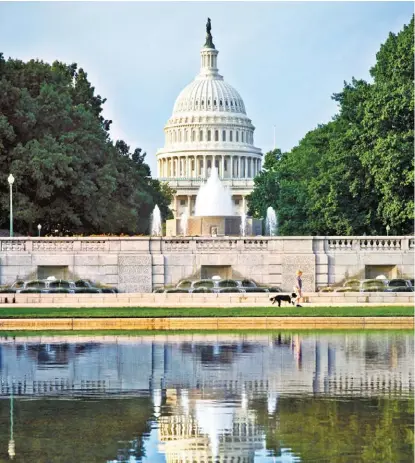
[0,55,171,235]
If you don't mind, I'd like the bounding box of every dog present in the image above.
[269,292,297,307]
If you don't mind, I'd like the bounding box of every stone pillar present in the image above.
[193,155,197,178]
[202,155,206,178]
[221,155,225,178]
[175,195,179,218]
[212,154,216,174]
[238,156,241,179]
[245,157,248,178]
[230,155,234,178]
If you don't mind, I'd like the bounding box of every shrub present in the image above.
[344,279,360,288]
[176,280,192,289]
[267,286,282,293]
[319,287,334,292]
[165,289,190,293]
[20,289,42,293]
[361,279,387,291]
[49,280,71,288]
[191,287,213,293]
[242,287,269,293]
[100,288,116,293]
[153,288,165,293]
[218,287,241,293]
[335,287,355,292]
[217,279,239,288]
[26,280,46,289]
[49,288,72,294]
[240,279,257,288]
[0,288,16,293]
[11,280,25,289]
[74,288,101,293]
[75,279,93,288]
[192,280,214,289]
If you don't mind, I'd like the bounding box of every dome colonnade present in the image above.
[156,20,262,217]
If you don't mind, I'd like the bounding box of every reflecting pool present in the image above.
[0,331,413,462]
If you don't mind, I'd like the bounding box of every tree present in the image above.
[0,54,172,235]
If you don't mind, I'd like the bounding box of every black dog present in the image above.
[270,293,297,307]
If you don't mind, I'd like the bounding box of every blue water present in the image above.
[0,331,413,462]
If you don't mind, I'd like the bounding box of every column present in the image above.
[230,155,234,178]
[194,155,197,178]
[245,157,248,178]
[212,154,216,174]
[186,156,190,178]
[203,155,207,178]
[221,155,225,178]
[242,195,246,214]
[238,156,241,179]
[187,195,191,214]
[175,195,179,218]
[169,158,173,178]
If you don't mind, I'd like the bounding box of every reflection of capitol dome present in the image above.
[156,19,262,218]
[158,392,263,463]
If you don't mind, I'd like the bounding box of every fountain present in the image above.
[180,208,189,236]
[166,168,262,237]
[265,206,277,236]
[240,213,247,237]
[194,167,234,216]
[151,205,162,236]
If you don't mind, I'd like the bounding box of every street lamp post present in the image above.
[37,224,42,237]
[7,174,14,238]
[386,225,390,236]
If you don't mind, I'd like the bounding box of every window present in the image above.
[201,100,204,106]
[220,99,223,106]
[222,130,226,141]
[200,130,203,141]
[230,131,233,142]
[225,100,228,106]
[214,99,217,106]
[234,199,240,205]
[242,132,244,142]
[180,199,185,206]
[215,159,219,168]
[207,160,212,168]
[236,131,239,142]
[224,160,227,170]
[207,130,211,141]
[215,130,219,141]
[192,131,195,142]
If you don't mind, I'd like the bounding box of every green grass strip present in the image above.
[0,306,412,318]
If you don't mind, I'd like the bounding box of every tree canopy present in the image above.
[248,16,414,236]
[0,56,173,235]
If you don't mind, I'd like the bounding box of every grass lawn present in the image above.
[0,306,412,318]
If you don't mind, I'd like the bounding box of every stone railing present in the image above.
[0,236,413,254]
[325,236,413,251]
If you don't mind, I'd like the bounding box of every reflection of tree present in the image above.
[0,397,153,462]
[253,396,414,462]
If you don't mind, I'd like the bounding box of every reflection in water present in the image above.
[0,332,413,462]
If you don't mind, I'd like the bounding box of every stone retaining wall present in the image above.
[0,317,412,331]
[0,236,413,292]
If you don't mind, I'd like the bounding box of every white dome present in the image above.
[173,77,247,115]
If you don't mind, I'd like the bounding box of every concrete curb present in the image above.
[0,316,412,331]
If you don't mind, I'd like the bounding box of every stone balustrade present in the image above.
[0,236,413,292]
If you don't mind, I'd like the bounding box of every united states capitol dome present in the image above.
[156,19,262,221]
[172,76,247,115]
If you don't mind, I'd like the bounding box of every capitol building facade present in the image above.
[156,21,262,218]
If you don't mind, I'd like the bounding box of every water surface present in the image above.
[0,331,413,462]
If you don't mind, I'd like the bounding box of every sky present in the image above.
[0,1,413,176]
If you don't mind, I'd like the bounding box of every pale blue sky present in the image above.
[0,1,413,176]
